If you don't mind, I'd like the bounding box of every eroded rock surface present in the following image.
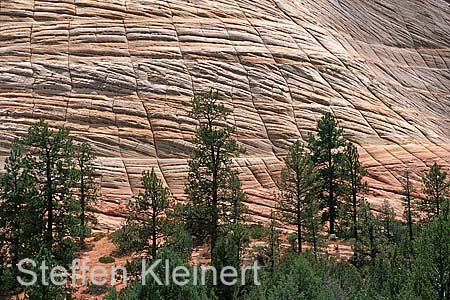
[1,0,450,229]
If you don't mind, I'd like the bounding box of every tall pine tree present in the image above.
[184,89,245,263]
[342,143,367,241]
[419,163,450,221]
[74,142,97,245]
[0,140,41,293]
[127,168,171,259]
[414,215,450,300]
[278,140,317,253]
[378,199,396,242]
[0,121,87,298]
[0,141,39,265]
[309,112,347,235]
[23,120,80,264]
[401,170,416,240]
[353,200,382,265]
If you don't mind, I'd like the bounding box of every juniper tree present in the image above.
[74,142,97,245]
[342,143,367,241]
[309,112,347,235]
[420,163,450,221]
[184,89,245,263]
[401,170,416,240]
[104,248,213,300]
[278,141,316,253]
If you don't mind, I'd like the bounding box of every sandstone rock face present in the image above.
[1,0,450,229]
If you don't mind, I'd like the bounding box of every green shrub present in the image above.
[98,256,115,264]
[111,224,143,256]
[83,284,109,295]
[248,223,265,239]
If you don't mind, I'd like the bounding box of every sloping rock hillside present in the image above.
[1,0,450,228]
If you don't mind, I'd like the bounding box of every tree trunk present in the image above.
[211,161,219,264]
[80,164,86,244]
[407,197,413,241]
[296,189,302,253]
[352,188,358,241]
[328,153,335,235]
[312,218,318,260]
[297,213,302,254]
[46,151,53,249]
[436,190,441,216]
[329,176,335,234]
[369,225,375,265]
[152,209,157,259]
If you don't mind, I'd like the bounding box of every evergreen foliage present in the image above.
[400,170,417,240]
[340,143,367,241]
[0,120,98,298]
[2,111,450,300]
[74,142,98,245]
[420,162,450,221]
[308,112,347,235]
[113,168,172,259]
[277,141,317,254]
[183,89,245,263]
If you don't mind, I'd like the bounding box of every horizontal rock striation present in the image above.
[1,0,450,229]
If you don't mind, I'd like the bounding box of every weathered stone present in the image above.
[0,0,449,229]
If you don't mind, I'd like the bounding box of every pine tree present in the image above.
[184,89,245,263]
[104,248,213,300]
[303,198,322,260]
[342,143,367,241]
[414,215,450,300]
[126,168,172,259]
[308,112,347,235]
[224,172,248,261]
[0,238,9,299]
[0,140,42,297]
[266,211,281,272]
[74,142,97,245]
[214,172,249,300]
[420,163,450,221]
[353,200,382,265]
[401,170,416,240]
[0,140,41,273]
[23,120,80,264]
[0,121,83,298]
[378,199,396,242]
[226,172,248,225]
[278,141,317,254]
